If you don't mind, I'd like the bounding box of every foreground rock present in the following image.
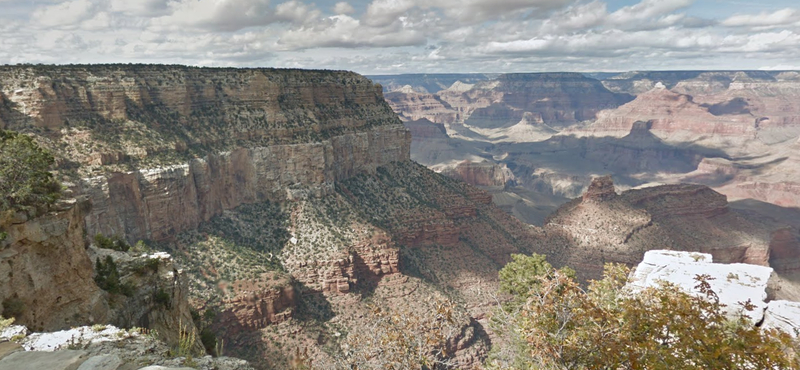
[628,250,772,323]
[629,250,800,335]
[0,324,253,370]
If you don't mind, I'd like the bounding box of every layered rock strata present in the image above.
[0,65,410,243]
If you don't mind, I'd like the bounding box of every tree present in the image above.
[0,130,61,215]
[488,255,800,370]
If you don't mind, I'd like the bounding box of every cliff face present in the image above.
[0,65,410,243]
[81,125,408,242]
[0,200,108,331]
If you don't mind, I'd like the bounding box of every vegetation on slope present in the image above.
[0,129,61,216]
[488,254,800,369]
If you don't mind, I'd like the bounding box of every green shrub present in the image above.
[95,256,135,297]
[0,130,61,215]
[131,257,160,275]
[154,288,171,308]
[94,234,130,252]
[200,327,217,355]
[1,297,25,319]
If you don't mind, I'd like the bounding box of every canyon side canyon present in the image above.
[0,66,798,369]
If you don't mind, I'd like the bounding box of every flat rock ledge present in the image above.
[629,250,800,334]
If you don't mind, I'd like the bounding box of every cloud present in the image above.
[362,0,572,27]
[277,15,425,49]
[109,0,170,16]
[153,0,274,31]
[363,0,417,27]
[6,0,800,74]
[31,0,100,28]
[722,8,800,28]
[275,0,321,24]
[540,1,607,34]
[606,0,692,25]
[333,2,356,15]
[442,0,572,23]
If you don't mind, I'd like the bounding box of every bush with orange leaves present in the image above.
[487,254,800,370]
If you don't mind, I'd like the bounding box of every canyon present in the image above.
[0,66,798,369]
[373,71,800,225]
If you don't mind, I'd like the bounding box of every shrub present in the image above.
[488,259,800,369]
[95,256,135,297]
[131,257,160,275]
[154,288,171,308]
[1,297,25,319]
[200,327,217,355]
[0,130,61,215]
[94,234,130,252]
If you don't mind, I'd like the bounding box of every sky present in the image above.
[2,0,800,74]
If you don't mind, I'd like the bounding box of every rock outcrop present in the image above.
[546,177,779,280]
[82,124,409,242]
[0,324,254,370]
[628,250,773,323]
[581,175,616,202]
[0,200,108,331]
[441,160,513,188]
[218,273,295,331]
[88,248,203,353]
[629,250,800,337]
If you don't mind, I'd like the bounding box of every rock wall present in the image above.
[0,200,108,331]
[0,65,410,243]
[442,160,513,188]
[218,273,296,331]
[82,125,409,242]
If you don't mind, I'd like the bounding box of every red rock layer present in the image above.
[219,273,296,331]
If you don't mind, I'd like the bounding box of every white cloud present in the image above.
[722,8,800,28]
[540,1,607,34]
[333,2,356,15]
[80,11,111,30]
[363,0,417,27]
[277,14,425,49]
[109,0,170,16]
[32,0,100,28]
[5,0,800,73]
[275,0,321,24]
[606,0,692,25]
[442,0,572,23]
[153,0,274,31]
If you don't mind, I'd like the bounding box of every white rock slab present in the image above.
[763,300,800,337]
[628,250,773,323]
[22,326,134,352]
